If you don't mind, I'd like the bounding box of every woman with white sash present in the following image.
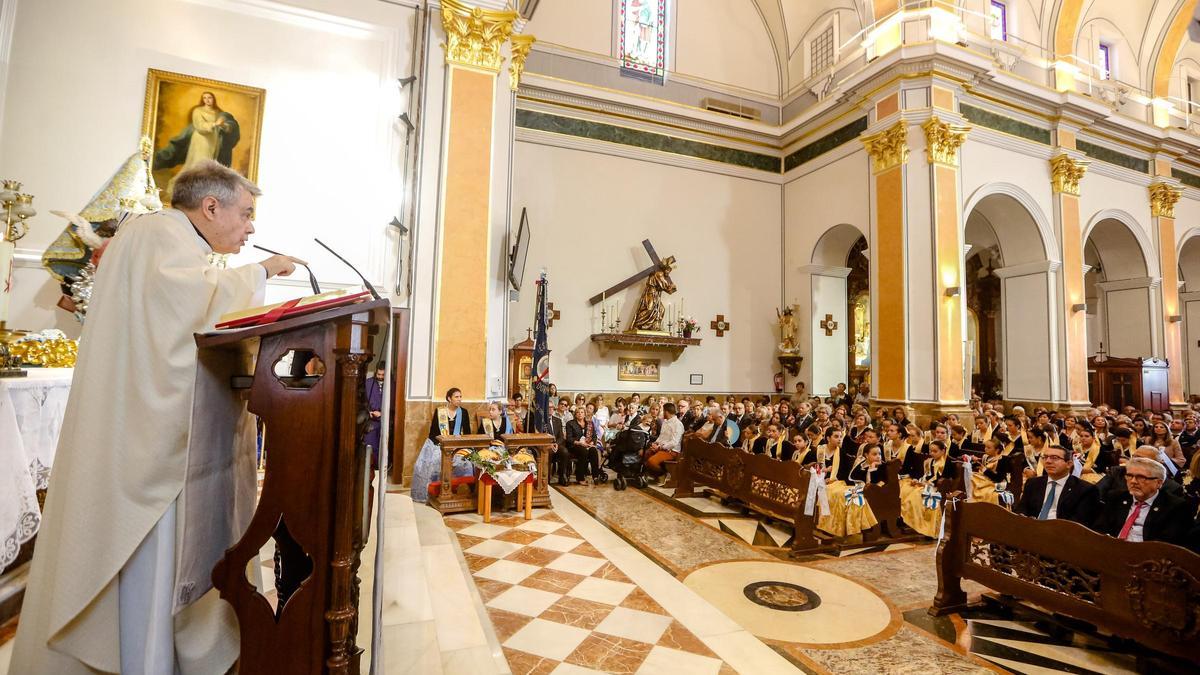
[411,387,474,502]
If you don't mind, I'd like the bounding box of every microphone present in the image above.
[252,244,321,295]
[313,238,383,301]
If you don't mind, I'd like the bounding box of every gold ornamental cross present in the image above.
[547,302,561,327]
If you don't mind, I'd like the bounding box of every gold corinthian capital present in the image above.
[922,117,970,167]
[1149,182,1183,218]
[509,34,536,91]
[440,0,518,72]
[1049,153,1089,196]
[861,121,910,174]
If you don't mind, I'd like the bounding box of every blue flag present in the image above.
[531,272,552,433]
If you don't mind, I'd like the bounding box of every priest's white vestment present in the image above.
[10,209,266,674]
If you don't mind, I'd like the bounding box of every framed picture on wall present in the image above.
[142,69,266,203]
[690,374,703,386]
[617,357,660,382]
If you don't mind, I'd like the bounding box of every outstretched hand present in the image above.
[260,254,307,278]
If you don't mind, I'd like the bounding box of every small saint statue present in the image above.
[629,256,677,332]
[777,305,799,354]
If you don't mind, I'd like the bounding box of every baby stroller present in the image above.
[607,426,651,490]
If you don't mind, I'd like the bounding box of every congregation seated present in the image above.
[643,403,684,483]
[565,406,603,485]
[1095,445,1185,503]
[750,422,795,461]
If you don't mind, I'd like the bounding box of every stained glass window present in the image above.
[989,1,1007,42]
[1097,43,1112,80]
[619,0,667,83]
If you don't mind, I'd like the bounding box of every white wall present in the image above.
[523,0,612,56]
[674,0,779,96]
[809,273,848,392]
[1001,270,1054,400]
[782,152,870,390]
[510,140,782,393]
[0,0,413,334]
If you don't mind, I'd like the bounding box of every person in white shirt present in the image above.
[644,403,685,484]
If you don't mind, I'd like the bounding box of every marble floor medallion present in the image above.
[743,580,821,612]
[684,560,894,645]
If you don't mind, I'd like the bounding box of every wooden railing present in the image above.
[931,498,1200,665]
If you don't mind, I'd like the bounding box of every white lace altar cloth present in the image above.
[0,368,72,570]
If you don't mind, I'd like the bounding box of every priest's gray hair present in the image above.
[1127,456,1166,481]
[170,160,261,210]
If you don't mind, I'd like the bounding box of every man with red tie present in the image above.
[1094,457,1192,545]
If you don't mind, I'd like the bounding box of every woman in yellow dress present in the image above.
[1074,422,1110,484]
[900,439,952,538]
[968,438,1012,505]
[819,444,883,538]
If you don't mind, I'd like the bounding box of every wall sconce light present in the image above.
[1071,303,1087,313]
[944,287,961,297]
[1169,314,1183,323]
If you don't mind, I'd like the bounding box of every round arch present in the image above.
[963,182,1059,264]
[810,222,868,266]
[1082,209,1159,280]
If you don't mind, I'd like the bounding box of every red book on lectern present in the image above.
[214,289,373,329]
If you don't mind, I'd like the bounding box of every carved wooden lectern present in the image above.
[197,298,390,675]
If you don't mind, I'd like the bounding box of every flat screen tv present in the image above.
[509,208,531,290]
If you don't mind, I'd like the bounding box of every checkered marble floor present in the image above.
[446,510,734,674]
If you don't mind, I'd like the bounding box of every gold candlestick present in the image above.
[1,179,36,377]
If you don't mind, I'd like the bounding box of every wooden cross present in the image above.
[588,239,676,305]
[547,302,561,327]
[820,314,838,336]
[710,314,731,337]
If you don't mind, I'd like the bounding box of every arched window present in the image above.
[619,0,667,83]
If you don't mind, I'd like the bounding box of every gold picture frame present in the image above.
[617,357,660,382]
[141,69,266,201]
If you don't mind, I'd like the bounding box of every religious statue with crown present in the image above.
[41,137,163,321]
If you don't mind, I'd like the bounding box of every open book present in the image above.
[215,288,373,329]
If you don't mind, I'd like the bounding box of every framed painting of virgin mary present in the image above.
[141,69,266,202]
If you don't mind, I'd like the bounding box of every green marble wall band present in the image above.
[1172,168,1200,190]
[783,117,869,172]
[959,104,1052,145]
[515,108,782,173]
[1076,140,1149,174]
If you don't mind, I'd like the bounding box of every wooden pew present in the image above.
[673,437,823,555]
[931,498,1200,666]
[863,459,904,538]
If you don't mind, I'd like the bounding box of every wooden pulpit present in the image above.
[197,298,389,675]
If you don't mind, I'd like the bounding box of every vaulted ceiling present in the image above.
[744,0,1198,98]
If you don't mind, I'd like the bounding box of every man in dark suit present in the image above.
[1093,457,1192,545]
[548,411,570,485]
[1096,446,1185,504]
[1015,445,1099,525]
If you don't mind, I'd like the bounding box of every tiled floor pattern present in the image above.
[446,508,735,674]
[645,485,920,560]
[907,605,1149,675]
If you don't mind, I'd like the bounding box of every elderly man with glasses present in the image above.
[1094,457,1192,545]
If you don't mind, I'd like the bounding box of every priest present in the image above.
[12,160,302,674]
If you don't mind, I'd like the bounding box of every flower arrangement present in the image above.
[460,442,538,480]
[680,316,699,338]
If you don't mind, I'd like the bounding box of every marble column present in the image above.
[1150,179,1186,409]
[1047,135,1091,412]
